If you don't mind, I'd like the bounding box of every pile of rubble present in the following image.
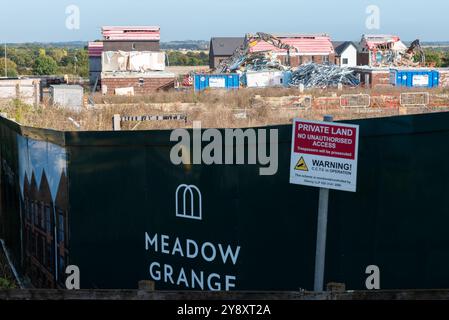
[239,52,287,72]
[220,51,287,73]
[289,63,360,88]
[217,32,298,73]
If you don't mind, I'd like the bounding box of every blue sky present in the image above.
[0,0,447,42]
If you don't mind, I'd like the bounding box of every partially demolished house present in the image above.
[213,32,357,89]
[359,34,408,67]
[350,34,428,88]
[90,26,175,95]
[248,34,335,67]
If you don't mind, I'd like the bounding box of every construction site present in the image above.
[3,2,449,305]
[0,27,449,132]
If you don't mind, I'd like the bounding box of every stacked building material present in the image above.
[101,26,160,52]
[101,26,161,41]
[88,42,103,57]
[289,63,360,88]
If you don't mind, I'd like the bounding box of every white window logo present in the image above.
[176,184,202,221]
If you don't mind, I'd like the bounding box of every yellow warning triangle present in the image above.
[295,157,309,171]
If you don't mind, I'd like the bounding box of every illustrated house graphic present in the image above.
[23,171,57,288]
[175,184,202,221]
[22,170,69,289]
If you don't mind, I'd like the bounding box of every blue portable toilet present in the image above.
[194,74,240,91]
[390,69,439,88]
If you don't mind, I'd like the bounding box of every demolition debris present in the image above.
[216,33,298,73]
[360,34,426,68]
[290,63,360,88]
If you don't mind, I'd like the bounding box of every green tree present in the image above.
[0,58,18,77]
[8,49,34,71]
[33,55,58,75]
[442,51,449,67]
[416,49,443,67]
[166,50,208,66]
[59,49,88,76]
[38,48,46,57]
[48,48,68,63]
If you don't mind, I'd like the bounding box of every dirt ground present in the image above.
[1,87,449,132]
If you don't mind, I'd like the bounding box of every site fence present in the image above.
[293,95,312,109]
[305,91,447,110]
[340,94,371,108]
[400,92,430,107]
[2,112,449,290]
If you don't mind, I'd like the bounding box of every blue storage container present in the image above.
[194,74,240,91]
[390,69,439,88]
[283,71,292,87]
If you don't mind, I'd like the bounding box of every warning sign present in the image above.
[295,157,309,171]
[289,119,359,192]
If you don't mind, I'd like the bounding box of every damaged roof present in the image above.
[361,34,402,50]
[250,34,335,55]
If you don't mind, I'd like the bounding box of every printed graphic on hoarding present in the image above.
[290,119,359,192]
[144,185,241,291]
[176,184,202,221]
[17,134,69,288]
[144,232,241,291]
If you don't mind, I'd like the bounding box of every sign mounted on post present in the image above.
[290,119,359,192]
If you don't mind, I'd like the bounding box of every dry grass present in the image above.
[1,87,449,132]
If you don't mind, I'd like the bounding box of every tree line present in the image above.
[0,45,210,78]
[1,45,447,78]
[0,46,88,77]
[166,50,209,66]
[417,48,449,67]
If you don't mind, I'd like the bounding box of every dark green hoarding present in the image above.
[2,112,449,290]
